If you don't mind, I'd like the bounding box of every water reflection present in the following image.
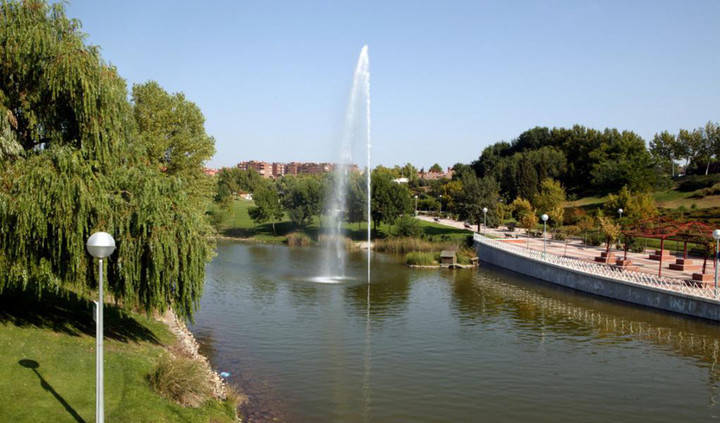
[193,242,720,422]
[451,265,720,376]
[344,264,412,322]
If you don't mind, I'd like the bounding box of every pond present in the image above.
[190,241,720,422]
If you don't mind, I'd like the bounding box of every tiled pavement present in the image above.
[417,215,717,282]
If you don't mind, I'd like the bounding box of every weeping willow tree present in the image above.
[0,0,215,318]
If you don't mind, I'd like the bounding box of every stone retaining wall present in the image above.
[475,239,720,322]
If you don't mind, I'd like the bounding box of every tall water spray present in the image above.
[321,46,370,282]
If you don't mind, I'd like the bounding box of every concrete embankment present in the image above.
[474,238,720,322]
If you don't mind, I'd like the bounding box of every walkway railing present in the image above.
[474,233,718,301]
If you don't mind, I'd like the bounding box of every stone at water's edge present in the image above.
[159,310,248,406]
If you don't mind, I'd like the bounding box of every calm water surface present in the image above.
[190,241,720,422]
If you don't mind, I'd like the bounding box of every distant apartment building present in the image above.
[236,160,355,178]
[203,167,219,176]
[271,162,285,178]
[237,160,271,178]
[299,162,334,175]
[418,167,454,180]
[285,162,300,176]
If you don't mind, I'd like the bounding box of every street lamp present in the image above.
[482,207,488,233]
[618,208,623,219]
[714,229,720,298]
[87,232,116,423]
[439,195,443,215]
[541,214,549,258]
[414,195,418,216]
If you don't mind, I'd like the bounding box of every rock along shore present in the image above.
[158,310,248,419]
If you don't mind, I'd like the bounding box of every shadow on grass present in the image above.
[221,227,255,238]
[0,287,159,344]
[19,359,86,423]
[221,221,321,241]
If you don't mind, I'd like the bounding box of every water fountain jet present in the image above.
[319,46,371,284]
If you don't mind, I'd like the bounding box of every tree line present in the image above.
[217,121,719,241]
[214,166,418,233]
[469,123,720,200]
[650,122,720,177]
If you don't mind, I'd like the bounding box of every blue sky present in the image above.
[66,0,720,169]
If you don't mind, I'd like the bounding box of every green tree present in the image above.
[248,182,284,234]
[0,1,213,318]
[533,178,566,214]
[710,122,720,172]
[347,171,368,227]
[548,206,565,229]
[519,212,539,246]
[214,168,263,204]
[394,215,422,237]
[0,111,22,160]
[371,171,411,231]
[280,176,323,227]
[456,172,499,231]
[678,128,704,173]
[700,122,719,175]
[394,162,419,183]
[598,216,621,253]
[604,186,658,221]
[511,197,533,221]
[443,179,464,215]
[650,131,678,177]
[429,163,443,173]
[589,129,657,192]
[132,81,215,178]
[516,154,539,200]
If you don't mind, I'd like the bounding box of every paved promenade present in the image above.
[417,215,717,282]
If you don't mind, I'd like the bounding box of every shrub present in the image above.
[553,231,566,241]
[697,182,720,197]
[374,237,455,254]
[456,246,477,265]
[318,234,355,250]
[405,252,438,265]
[394,215,422,237]
[677,174,720,192]
[586,231,604,246]
[223,385,248,416]
[149,354,213,407]
[286,232,311,247]
[630,243,646,253]
[564,207,586,226]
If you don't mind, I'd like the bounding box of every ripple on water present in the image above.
[191,243,720,423]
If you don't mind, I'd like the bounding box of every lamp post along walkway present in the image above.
[482,207,488,234]
[87,232,116,423]
[541,214,549,258]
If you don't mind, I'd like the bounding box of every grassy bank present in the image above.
[405,252,439,265]
[211,198,472,244]
[0,288,237,423]
[566,175,720,215]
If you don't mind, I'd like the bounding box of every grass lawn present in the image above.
[567,195,606,208]
[568,182,720,212]
[211,199,471,244]
[654,192,720,209]
[0,288,236,423]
